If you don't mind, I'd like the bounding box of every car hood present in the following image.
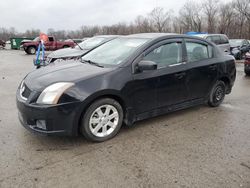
[21,39,32,43]
[47,48,88,59]
[24,60,112,91]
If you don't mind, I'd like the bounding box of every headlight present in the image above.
[37,82,74,104]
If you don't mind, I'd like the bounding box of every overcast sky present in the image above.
[0,0,232,32]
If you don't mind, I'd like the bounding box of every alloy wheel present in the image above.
[89,104,119,137]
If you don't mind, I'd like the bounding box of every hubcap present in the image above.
[214,86,223,101]
[89,105,119,138]
[30,48,36,54]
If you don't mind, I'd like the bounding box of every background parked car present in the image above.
[244,52,250,76]
[229,39,250,60]
[194,34,230,55]
[20,37,39,46]
[22,36,75,55]
[46,35,119,63]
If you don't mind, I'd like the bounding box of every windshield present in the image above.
[82,38,149,66]
[33,37,40,42]
[229,40,243,47]
[76,37,107,50]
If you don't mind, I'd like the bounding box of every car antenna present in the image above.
[67,35,83,50]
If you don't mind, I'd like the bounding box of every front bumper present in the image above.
[16,91,82,136]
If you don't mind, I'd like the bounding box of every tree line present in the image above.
[0,0,249,41]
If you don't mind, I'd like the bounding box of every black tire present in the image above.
[80,98,123,142]
[27,46,36,54]
[63,45,69,48]
[245,70,250,76]
[208,81,226,107]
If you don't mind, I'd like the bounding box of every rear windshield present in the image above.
[229,40,243,47]
[77,37,107,50]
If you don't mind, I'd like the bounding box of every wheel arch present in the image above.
[218,76,230,93]
[26,45,37,54]
[75,92,130,135]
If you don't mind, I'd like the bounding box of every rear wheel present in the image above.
[27,46,36,54]
[208,81,226,107]
[80,98,123,142]
[63,45,69,48]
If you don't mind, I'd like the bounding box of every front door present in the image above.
[141,39,188,109]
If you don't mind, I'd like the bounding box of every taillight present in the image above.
[245,59,250,65]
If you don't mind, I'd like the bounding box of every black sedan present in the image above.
[229,39,250,60]
[16,33,236,142]
[46,35,119,63]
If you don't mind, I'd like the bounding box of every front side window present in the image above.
[186,42,212,63]
[143,42,182,69]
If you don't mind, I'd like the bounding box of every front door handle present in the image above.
[174,72,186,79]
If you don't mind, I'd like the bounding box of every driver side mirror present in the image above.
[137,60,157,72]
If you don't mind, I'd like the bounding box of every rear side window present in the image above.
[220,35,229,44]
[48,37,54,42]
[143,42,182,68]
[210,36,221,45]
[186,42,213,63]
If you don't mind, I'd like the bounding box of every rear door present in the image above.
[184,39,218,100]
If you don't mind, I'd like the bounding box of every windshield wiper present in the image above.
[67,35,83,50]
[81,59,104,68]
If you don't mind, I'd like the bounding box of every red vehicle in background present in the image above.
[21,36,75,54]
[244,52,250,76]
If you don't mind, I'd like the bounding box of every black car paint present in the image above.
[16,34,236,136]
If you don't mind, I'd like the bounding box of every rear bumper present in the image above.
[16,93,82,136]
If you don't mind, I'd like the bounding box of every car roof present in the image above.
[195,34,227,38]
[126,33,179,39]
[229,39,245,41]
[94,35,120,38]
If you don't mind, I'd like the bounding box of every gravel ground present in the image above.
[0,49,250,188]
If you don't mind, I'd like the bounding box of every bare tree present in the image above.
[1,2,250,41]
[134,15,152,33]
[203,0,219,33]
[148,7,172,32]
[218,2,235,34]
[234,0,250,21]
[179,1,203,33]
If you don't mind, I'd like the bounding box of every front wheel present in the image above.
[80,98,123,142]
[208,81,226,107]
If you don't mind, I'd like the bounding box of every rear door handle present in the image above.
[174,72,186,79]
